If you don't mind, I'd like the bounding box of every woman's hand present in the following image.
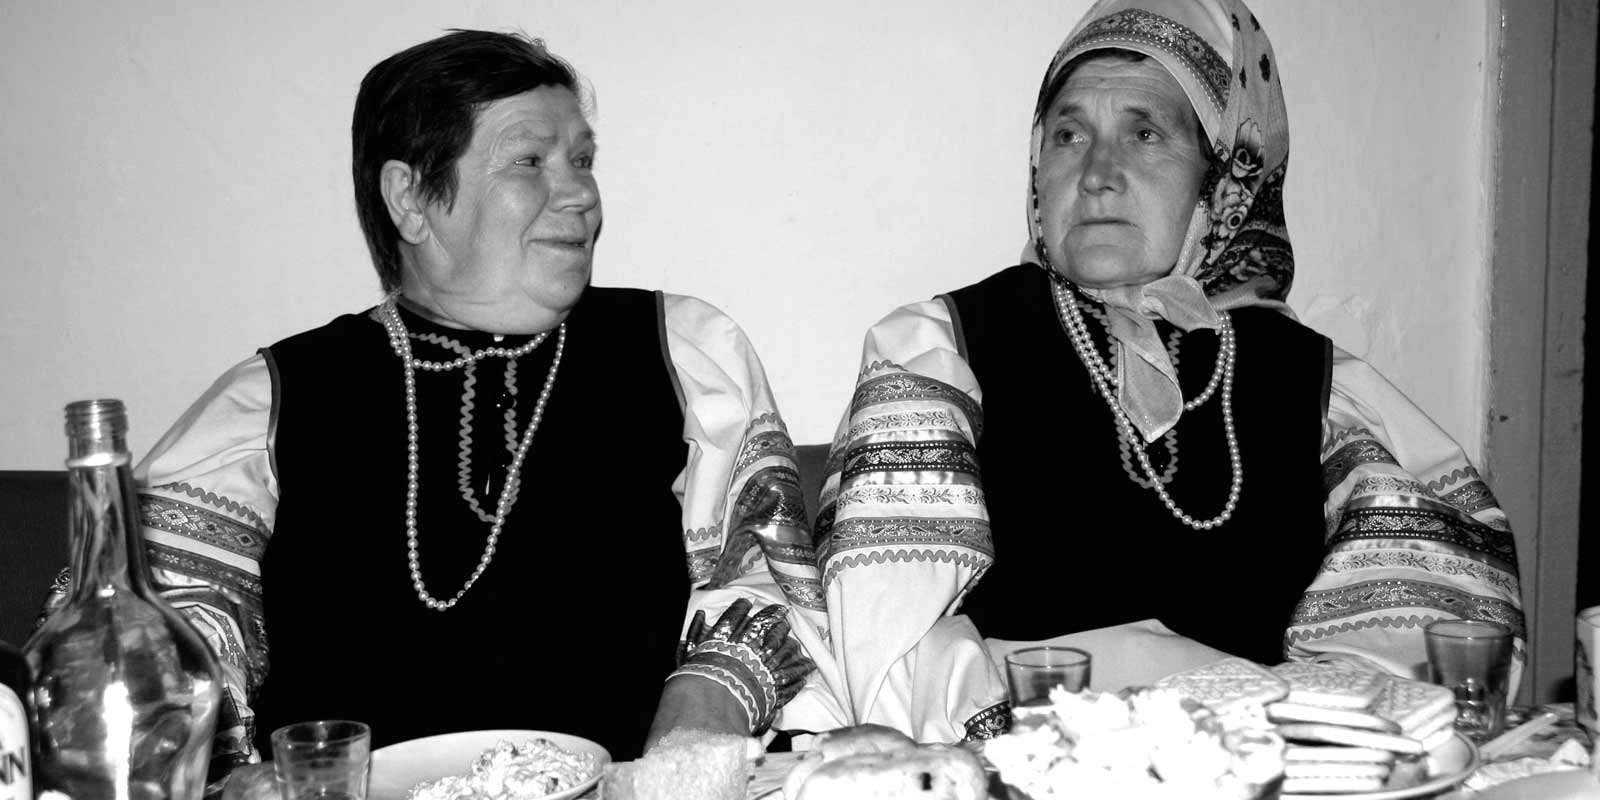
[659,598,814,739]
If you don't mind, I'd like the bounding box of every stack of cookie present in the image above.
[1154,659,1459,795]
[1267,662,1458,794]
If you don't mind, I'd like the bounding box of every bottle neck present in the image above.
[66,453,153,599]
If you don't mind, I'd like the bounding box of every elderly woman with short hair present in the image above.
[43,29,822,785]
[806,0,1526,740]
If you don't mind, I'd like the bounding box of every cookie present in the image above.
[1276,722,1427,756]
[1284,745,1397,764]
[1154,657,1289,713]
[1270,662,1384,710]
[1284,761,1391,780]
[1266,701,1400,733]
[1418,724,1457,752]
[1370,674,1457,737]
[1280,774,1387,794]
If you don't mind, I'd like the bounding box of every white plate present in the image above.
[1281,732,1479,800]
[368,729,610,800]
[1475,769,1600,800]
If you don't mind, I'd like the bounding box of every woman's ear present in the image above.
[380,160,429,244]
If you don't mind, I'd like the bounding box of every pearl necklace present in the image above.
[1050,280,1242,530]
[379,300,566,610]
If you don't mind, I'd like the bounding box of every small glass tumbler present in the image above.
[1424,619,1514,742]
[270,720,372,800]
[1004,646,1091,708]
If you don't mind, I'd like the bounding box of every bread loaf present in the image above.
[790,744,988,800]
[600,728,758,800]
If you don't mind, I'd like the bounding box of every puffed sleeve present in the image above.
[136,354,278,777]
[1286,345,1526,695]
[810,298,1009,743]
[660,293,844,735]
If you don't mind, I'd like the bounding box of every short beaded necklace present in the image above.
[1049,278,1242,530]
[379,298,566,610]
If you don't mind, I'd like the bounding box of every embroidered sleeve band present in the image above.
[671,598,814,734]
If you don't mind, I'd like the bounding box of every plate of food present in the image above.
[368,729,609,800]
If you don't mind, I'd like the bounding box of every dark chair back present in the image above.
[0,471,68,646]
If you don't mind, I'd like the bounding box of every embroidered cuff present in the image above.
[963,701,1013,741]
[669,661,762,732]
[675,598,815,734]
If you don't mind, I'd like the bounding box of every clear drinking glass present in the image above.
[1004,646,1091,708]
[270,720,371,800]
[1576,605,1600,737]
[1424,618,1514,742]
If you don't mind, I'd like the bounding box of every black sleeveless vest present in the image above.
[947,266,1330,665]
[254,287,688,760]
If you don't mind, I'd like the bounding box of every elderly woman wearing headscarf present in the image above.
[800,0,1526,741]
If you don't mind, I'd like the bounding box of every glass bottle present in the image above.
[1,638,32,800]
[24,399,221,800]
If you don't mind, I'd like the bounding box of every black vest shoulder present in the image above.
[945,265,1331,664]
[254,287,689,759]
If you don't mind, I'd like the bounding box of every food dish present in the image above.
[985,686,1285,799]
[368,729,609,800]
[1474,769,1600,800]
[1279,732,1477,800]
[746,730,1477,799]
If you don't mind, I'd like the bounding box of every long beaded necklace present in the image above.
[1083,301,1183,488]
[1050,279,1242,530]
[379,299,566,610]
[404,329,526,522]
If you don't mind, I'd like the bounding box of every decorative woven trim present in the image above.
[1291,581,1526,640]
[1331,507,1518,567]
[1062,8,1231,117]
[963,701,1013,741]
[841,440,979,481]
[695,640,778,717]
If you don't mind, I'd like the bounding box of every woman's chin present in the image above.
[400,291,580,334]
[1052,250,1174,289]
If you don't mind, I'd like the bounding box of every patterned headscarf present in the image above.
[1025,0,1294,440]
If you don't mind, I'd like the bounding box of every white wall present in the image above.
[0,0,1489,470]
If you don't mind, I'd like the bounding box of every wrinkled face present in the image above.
[402,86,601,333]
[1036,55,1208,289]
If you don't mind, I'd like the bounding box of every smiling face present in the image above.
[398,85,600,333]
[1036,55,1208,289]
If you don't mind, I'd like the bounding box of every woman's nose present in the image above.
[1078,139,1124,194]
[552,166,599,211]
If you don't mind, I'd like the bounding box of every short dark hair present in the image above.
[351,30,584,292]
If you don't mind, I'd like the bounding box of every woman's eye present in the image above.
[1136,128,1162,143]
[1052,128,1081,146]
[515,155,543,167]
[574,154,595,169]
